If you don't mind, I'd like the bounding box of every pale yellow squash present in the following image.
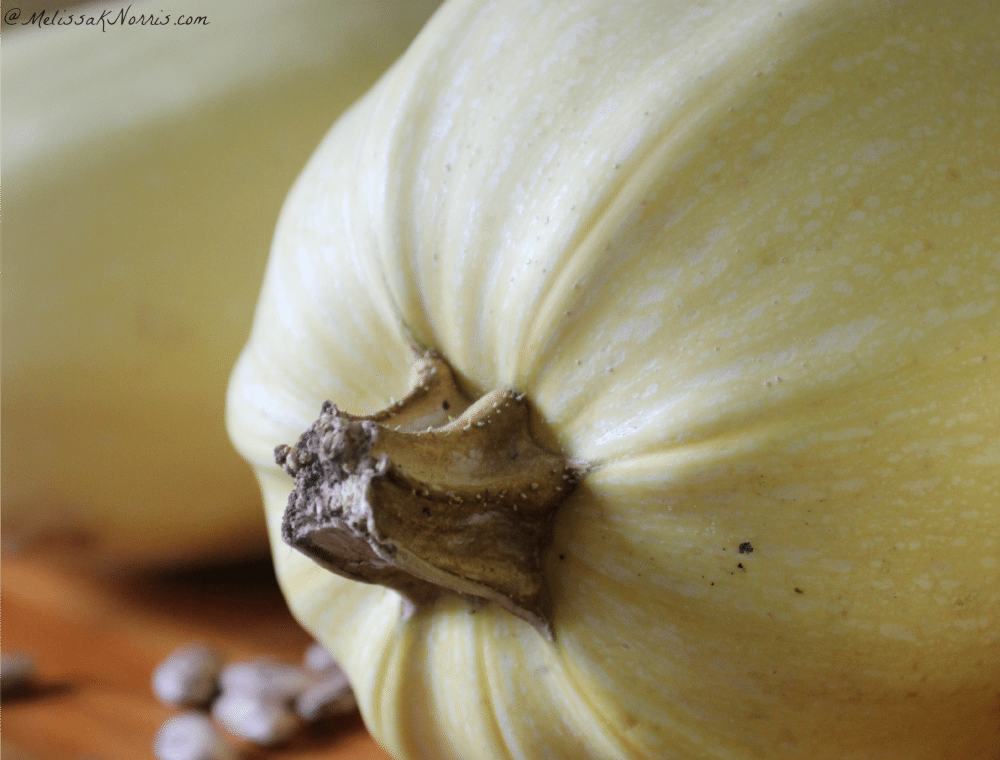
[227,0,999,757]
[2,0,439,566]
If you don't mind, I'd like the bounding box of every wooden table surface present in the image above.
[1,552,393,760]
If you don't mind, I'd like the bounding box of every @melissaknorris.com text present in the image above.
[3,6,209,31]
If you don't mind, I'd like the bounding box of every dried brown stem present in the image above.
[275,350,584,639]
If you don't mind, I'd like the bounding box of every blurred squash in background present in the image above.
[2,0,440,568]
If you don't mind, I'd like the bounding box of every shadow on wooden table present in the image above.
[1,552,392,760]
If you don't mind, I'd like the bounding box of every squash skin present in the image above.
[2,0,440,567]
[228,0,1000,758]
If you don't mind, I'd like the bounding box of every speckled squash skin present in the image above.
[227,1,1000,757]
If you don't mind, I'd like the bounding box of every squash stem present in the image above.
[275,349,583,639]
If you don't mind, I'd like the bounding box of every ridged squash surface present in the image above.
[228,1,1000,757]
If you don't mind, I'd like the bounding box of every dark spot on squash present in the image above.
[442,399,450,410]
[739,541,754,554]
[794,587,804,594]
